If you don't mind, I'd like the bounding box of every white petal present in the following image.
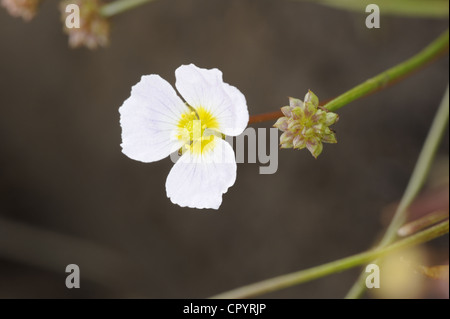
[165,138,237,209]
[119,75,188,163]
[175,64,249,137]
[222,82,249,136]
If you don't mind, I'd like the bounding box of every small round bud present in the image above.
[273,90,339,158]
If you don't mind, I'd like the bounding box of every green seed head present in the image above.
[273,90,339,158]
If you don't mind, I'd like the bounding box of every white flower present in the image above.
[119,64,249,209]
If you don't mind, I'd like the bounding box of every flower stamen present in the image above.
[177,106,220,155]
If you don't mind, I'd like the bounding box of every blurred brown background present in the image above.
[0,0,448,298]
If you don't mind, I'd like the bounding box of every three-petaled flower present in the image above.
[119,64,249,209]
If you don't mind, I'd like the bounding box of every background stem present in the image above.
[100,0,157,18]
[345,84,450,298]
[212,84,449,299]
[211,220,449,299]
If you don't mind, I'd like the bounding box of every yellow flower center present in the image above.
[177,106,220,155]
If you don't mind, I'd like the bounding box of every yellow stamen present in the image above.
[177,106,220,155]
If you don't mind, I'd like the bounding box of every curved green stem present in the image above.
[323,29,449,112]
[211,220,448,299]
[249,30,448,124]
[345,84,450,298]
[100,0,158,18]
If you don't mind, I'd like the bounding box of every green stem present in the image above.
[100,0,157,18]
[323,30,449,112]
[250,30,448,125]
[345,84,450,299]
[211,220,449,299]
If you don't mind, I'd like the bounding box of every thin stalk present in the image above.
[324,30,448,112]
[249,29,448,124]
[100,0,157,18]
[211,220,448,299]
[345,84,450,298]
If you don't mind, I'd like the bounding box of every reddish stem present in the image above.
[249,98,332,125]
[248,110,283,124]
